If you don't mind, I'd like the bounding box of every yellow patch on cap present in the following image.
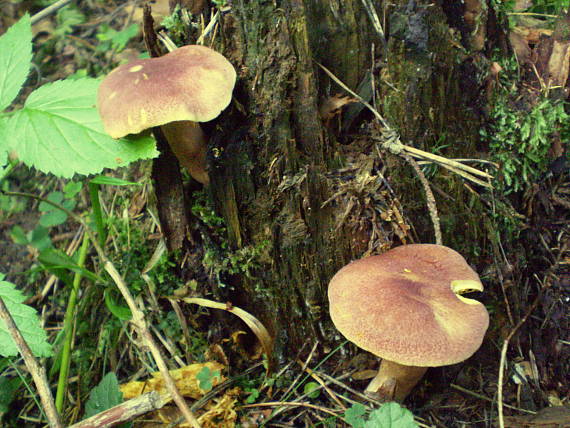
[129,65,143,73]
[140,108,148,126]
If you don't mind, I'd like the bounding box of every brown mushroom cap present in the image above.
[97,45,236,138]
[328,244,489,367]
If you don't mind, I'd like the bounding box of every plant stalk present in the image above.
[55,233,90,413]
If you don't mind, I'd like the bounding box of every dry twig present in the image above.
[68,392,168,428]
[498,294,542,428]
[0,298,62,428]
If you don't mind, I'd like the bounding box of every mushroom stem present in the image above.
[161,120,209,185]
[365,359,428,401]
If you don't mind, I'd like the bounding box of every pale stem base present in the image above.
[365,359,428,401]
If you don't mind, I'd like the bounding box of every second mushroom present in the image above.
[328,244,489,401]
[97,45,237,185]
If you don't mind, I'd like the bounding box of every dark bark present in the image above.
[186,0,495,358]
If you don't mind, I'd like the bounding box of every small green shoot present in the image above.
[303,381,321,399]
[96,24,139,53]
[197,366,221,392]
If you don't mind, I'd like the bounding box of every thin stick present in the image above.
[31,0,73,24]
[402,153,442,245]
[498,294,541,428]
[298,361,346,411]
[2,190,201,428]
[0,298,62,428]
[450,384,535,414]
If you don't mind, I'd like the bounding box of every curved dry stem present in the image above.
[162,120,209,185]
[365,359,428,401]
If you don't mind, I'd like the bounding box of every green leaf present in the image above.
[0,375,20,413]
[364,402,418,428]
[303,381,320,399]
[0,119,7,172]
[104,290,132,321]
[39,248,102,283]
[0,274,53,357]
[197,366,220,392]
[344,403,367,428]
[84,372,123,419]
[64,181,83,198]
[55,6,85,37]
[10,225,28,245]
[7,78,158,178]
[244,387,260,404]
[29,226,53,251]
[39,192,71,227]
[0,14,32,111]
[96,24,139,53]
[89,176,141,186]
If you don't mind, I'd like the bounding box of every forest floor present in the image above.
[0,1,568,427]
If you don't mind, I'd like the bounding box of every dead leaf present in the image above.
[127,0,171,25]
[547,39,570,88]
[183,297,274,371]
[319,94,357,120]
[510,31,533,64]
[120,361,225,401]
[139,387,240,428]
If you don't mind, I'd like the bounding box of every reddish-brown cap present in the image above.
[328,244,489,367]
[97,45,236,138]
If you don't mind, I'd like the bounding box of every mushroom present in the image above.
[97,45,236,184]
[328,244,489,401]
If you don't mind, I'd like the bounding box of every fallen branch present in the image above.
[68,392,168,428]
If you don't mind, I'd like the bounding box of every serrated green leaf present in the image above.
[344,403,366,428]
[0,14,32,111]
[364,402,418,428]
[84,372,123,419]
[7,78,158,178]
[0,276,53,357]
[0,118,7,172]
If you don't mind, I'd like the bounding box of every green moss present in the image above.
[481,59,570,194]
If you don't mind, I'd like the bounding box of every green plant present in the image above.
[196,366,221,392]
[482,97,569,194]
[344,402,419,428]
[0,14,156,178]
[95,24,139,53]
